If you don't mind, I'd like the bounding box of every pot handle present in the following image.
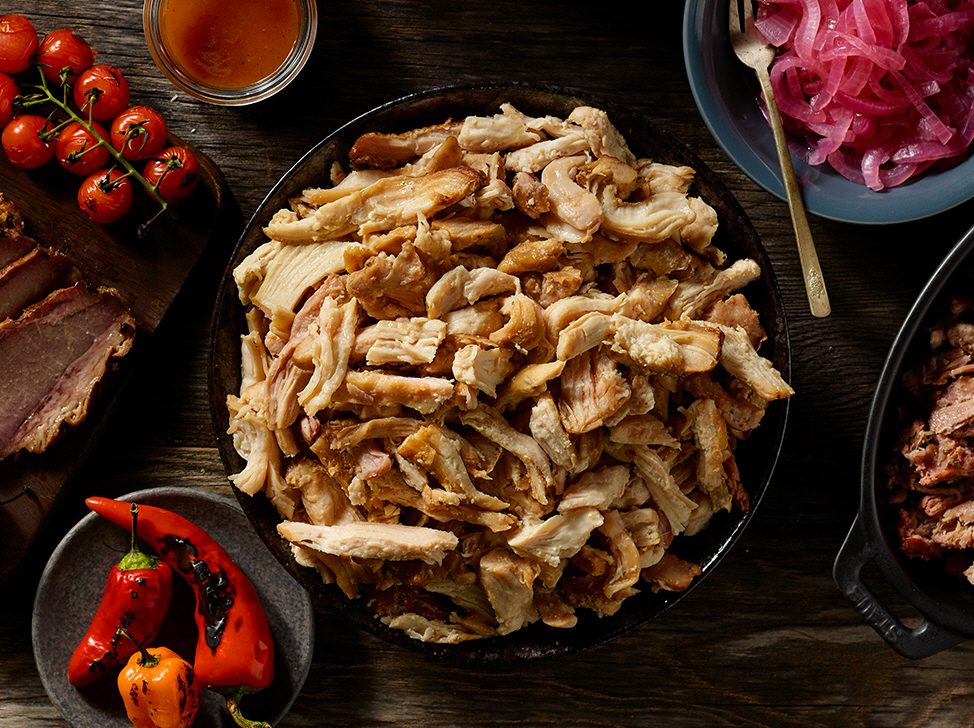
[833,515,969,659]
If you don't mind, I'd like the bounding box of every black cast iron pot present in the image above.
[834,223,974,659]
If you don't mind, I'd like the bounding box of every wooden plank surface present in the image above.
[4,1,974,727]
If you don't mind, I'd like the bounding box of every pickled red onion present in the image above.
[754,0,974,190]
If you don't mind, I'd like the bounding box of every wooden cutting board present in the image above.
[0,134,228,585]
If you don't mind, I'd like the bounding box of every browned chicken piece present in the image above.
[538,267,583,308]
[543,292,626,342]
[511,171,551,218]
[489,293,545,350]
[346,241,437,319]
[497,237,565,275]
[555,311,613,361]
[629,238,696,277]
[637,161,696,195]
[494,360,566,413]
[348,120,465,168]
[684,372,766,437]
[264,167,486,243]
[432,217,507,252]
[398,424,508,511]
[642,551,702,592]
[341,370,454,415]
[609,414,680,448]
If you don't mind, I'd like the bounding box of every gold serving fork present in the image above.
[729,0,830,318]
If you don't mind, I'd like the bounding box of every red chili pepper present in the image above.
[86,496,275,728]
[68,503,173,687]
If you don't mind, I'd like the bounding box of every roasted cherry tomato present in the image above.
[73,64,129,121]
[37,29,94,85]
[110,105,167,161]
[56,121,110,176]
[143,146,199,204]
[0,73,18,128]
[0,15,38,75]
[2,114,54,168]
[78,168,133,224]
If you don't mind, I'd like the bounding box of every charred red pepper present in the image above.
[87,496,275,728]
[68,503,173,687]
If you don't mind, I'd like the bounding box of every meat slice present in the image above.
[0,246,82,322]
[347,241,438,319]
[277,521,459,564]
[0,282,135,460]
[0,232,35,271]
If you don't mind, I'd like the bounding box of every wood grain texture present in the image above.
[4,1,974,726]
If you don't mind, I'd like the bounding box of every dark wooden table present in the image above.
[4,2,974,726]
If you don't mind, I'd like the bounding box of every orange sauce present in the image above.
[161,0,301,90]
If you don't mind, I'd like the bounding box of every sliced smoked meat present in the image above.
[0,247,82,323]
[0,282,136,460]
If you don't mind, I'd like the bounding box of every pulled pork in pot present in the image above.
[227,104,792,643]
[889,294,974,583]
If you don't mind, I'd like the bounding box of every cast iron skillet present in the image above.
[209,81,792,660]
[834,223,974,660]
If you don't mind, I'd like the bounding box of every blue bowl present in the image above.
[683,0,974,225]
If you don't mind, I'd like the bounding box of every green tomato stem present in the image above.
[33,65,169,211]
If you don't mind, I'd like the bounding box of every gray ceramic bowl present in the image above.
[32,487,314,727]
[209,82,791,661]
[684,0,974,224]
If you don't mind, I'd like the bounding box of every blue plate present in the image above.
[683,0,974,225]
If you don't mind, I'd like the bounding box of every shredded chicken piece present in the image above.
[277,521,458,564]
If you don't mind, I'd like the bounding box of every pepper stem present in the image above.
[116,627,160,669]
[217,686,272,728]
[117,503,158,571]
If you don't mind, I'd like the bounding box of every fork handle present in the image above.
[755,67,831,318]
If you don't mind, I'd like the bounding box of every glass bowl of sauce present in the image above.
[143,0,316,105]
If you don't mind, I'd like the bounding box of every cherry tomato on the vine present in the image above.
[56,121,110,176]
[2,114,54,169]
[142,146,199,204]
[0,73,19,128]
[110,105,167,161]
[37,29,94,85]
[0,15,38,75]
[78,168,132,224]
[73,65,129,121]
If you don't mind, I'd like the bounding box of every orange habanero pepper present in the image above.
[116,628,202,728]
